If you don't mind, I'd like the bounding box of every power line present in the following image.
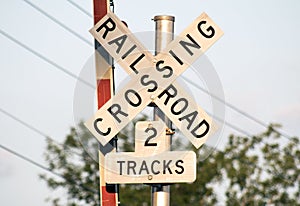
[0,107,82,156]
[181,76,293,141]
[23,0,92,47]
[0,144,58,175]
[207,111,252,137]
[0,107,48,138]
[0,143,98,194]
[67,0,92,17]
[0,29,94,89]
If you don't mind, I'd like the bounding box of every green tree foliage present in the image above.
[40,121,300,205]
[223,125,300,205]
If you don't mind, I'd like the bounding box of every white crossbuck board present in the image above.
[85,12,223,148]
[105,121,196,184]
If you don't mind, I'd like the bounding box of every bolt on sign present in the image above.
[85,12,223,149]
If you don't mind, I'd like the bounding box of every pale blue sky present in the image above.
[1,0,300,205]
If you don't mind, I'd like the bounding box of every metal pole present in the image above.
[152,15,175,206]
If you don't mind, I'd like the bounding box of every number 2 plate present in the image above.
[135,121,169,155]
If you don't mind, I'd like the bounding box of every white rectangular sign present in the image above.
[105,151,196,184]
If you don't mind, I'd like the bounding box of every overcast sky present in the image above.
[1,0,300,205]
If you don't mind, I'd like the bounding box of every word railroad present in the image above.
[85,12,223,149]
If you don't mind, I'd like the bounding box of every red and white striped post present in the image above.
[93,0,119,205]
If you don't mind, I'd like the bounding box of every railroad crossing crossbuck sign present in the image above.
[85,12,223,149]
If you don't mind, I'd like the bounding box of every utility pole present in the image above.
[93,0,119,205]
[152,15,175,206]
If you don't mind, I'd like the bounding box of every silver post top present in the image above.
[153,15,175,22]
